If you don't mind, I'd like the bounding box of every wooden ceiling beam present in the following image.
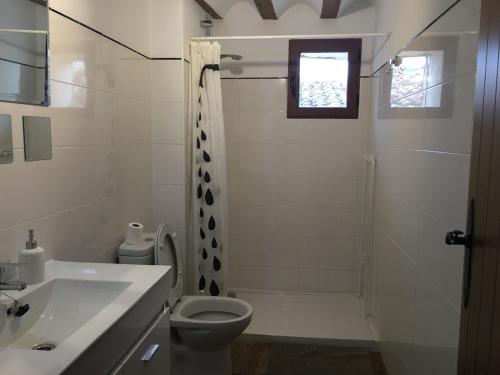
[253,0,278,20]
[28,0,47,6]
[194,0,223,19]
[321,0,342,18]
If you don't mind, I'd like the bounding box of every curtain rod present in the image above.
[190,32,391,41]
[0,28,48,35]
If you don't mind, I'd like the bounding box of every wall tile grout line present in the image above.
[49,79,152,103]
[0,192,136,233]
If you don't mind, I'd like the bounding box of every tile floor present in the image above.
[235,291,375,347]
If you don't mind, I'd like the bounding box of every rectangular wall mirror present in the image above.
[23,116,52,161]
[0,0,49,106]
[0,114,13,164]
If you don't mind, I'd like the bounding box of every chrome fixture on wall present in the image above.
[0,263,27,291]
[386,55,403,73]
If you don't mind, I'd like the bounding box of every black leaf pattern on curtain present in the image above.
[203,150,211,162]
[204,171,211,183]
[197,184,203,199]
[205,189,214,205]
[199,276,206,291]
[210,280,220,296]
[208,216,216,230]
[213,256,221,271]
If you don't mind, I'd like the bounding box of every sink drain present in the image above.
[32,342,56,351]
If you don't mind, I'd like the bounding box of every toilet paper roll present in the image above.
[126,222,144,245]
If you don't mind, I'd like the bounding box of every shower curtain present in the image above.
[190,42,228,297]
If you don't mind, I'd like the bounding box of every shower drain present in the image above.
[32,342,57,351]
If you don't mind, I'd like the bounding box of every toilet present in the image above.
[118,223,253,375]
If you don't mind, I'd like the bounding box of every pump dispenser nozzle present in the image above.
[25,229,37,250]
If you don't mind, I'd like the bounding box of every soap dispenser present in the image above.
[19,229,45,284]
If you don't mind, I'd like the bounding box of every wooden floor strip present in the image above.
[232,341,388,375]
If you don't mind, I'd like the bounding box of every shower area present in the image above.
[188,37,378,346]
[189,29,383,345]
[220,74,376,345]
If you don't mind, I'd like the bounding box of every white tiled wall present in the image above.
[0,0,205,266]
[224,78,371,294]
[369,0,481,374]
[151,59,186,256]
[0,11,152,263]
[149,4,205,294]
[50,0,152,57]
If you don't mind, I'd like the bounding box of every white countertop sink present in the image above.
[0,260,170,375]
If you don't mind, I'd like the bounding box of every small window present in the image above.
[287,39,362,119]
[378,36,458,119]
[390,52,444,108]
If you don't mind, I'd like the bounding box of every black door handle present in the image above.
[445,230,472,247]
[445,199,475,308]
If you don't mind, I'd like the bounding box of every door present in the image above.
[456,0,500,373]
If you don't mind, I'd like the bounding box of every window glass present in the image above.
[390,52,443,108]
[299,52,349,108]
[378,36,457,120]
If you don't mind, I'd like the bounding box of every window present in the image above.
[390,52,444,108]
[378,36,458,119]
[287,39,362,119]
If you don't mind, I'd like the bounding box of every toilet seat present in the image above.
[170,296,253,329]
[154,223,183,308]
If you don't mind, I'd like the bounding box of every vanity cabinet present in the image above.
[113,308,170,375]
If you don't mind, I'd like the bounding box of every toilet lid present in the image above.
[155,223,183,307]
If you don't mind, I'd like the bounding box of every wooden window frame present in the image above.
[287,38,362,119]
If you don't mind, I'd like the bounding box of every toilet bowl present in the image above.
[118,223,253,375]
[171,296,253,350]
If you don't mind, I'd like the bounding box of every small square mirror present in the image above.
[0,114,13,164]
[23,116,52,161]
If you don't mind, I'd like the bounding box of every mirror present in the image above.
[23,116,51,161]
[0,114,13,164]
[0,0,49,106]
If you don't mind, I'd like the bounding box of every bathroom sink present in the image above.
[0,260,170,375]
[0,279,130,350]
